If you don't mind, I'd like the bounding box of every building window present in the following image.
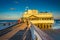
[50,25,51,28]
[47,25,48,29]
[44,25,45,28]
[38,24,39,27]
[40,24,42,29]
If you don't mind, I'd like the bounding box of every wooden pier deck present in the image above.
[0,23,27,40]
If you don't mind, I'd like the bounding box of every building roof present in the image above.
[23,10,53,18]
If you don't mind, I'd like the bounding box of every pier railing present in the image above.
[30,23,53,40]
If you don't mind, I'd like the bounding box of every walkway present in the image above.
[0,23,27,40]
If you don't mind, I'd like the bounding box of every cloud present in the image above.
[54,16,60,19]
[0,15,20,20]
[0,12,23,20]
[10,8,16,10]
[15,1,19,4]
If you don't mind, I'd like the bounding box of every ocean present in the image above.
[53,19,60,29]
[0,20,18,30]
[0,20,17,22]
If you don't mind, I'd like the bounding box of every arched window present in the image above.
[50,25,51,28]
[47,25,48,29]
[44,25,45,28]
[40,24,42,29]
[38,24,39,27]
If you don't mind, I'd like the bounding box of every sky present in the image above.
[0,0,60,20]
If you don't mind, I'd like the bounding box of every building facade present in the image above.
[23,10,54,29]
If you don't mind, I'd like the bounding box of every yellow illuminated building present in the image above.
[23,10,54,29]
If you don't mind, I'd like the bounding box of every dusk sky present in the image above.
[0,0,60,20]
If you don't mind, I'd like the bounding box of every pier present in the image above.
[0,22,54,40]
